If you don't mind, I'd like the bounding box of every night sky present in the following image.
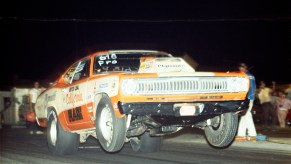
[1,1,290,89]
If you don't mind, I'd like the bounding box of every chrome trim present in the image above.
[121,77,248,95]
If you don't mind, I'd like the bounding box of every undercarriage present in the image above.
[121,100,249,137]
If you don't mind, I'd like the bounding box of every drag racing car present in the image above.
[35,50,250,155]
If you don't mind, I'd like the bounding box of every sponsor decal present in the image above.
[140,62,153,69]
[69,86,79,92]
[99,83,109,89]
[66,93,83,104]
[157,64,183,68]
[68,107,83,122]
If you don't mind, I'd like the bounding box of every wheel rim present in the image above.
[50,117,57,146]
[211,115,222,130]
[99,104,113,147]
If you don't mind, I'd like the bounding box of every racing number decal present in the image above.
[68,107,83,122]
[98,53,117,66]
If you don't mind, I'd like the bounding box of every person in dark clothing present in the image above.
[258,81,277,129]
[0,101,11,128]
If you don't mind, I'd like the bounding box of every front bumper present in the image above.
[118,100,249,117]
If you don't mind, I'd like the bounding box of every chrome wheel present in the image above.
[99,104,113,147]
[95,94,127,152]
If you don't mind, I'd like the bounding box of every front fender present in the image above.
[93,93,125,118]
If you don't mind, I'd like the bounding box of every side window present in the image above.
[63,62,79,84]
[72,58,91,83]
[63,58,91,84]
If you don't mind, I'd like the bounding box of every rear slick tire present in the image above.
[47,110,80,155]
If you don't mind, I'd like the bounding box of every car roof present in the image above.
[74,50,172,65]
[108,50,163,54]
[90,50,172,57]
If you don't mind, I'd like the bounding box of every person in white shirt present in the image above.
[28,81,43,134]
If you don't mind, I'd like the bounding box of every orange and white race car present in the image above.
[35,50,250,155]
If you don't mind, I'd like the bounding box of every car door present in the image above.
[61,58,93,130]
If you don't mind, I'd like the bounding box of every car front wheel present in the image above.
[204,112,238,148]
[95,95,126,152]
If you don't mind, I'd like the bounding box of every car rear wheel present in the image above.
[130,132,162,153]
[204,112,238,148]
[95,95,126,152]
[47,110,80,155]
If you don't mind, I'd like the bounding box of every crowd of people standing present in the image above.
[258,82,291,129]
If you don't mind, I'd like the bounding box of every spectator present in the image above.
[270,91,278,108]
[0,101,11,129]
[276,92,291,128]
[28,81,44,134]
[235,63,257,141]
[285,84,291,100]
[270,81,278,108]
[258,81,277,129]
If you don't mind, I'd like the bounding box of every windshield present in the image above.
[93,53,170,73]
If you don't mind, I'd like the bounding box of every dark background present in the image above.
[1,1,290,89]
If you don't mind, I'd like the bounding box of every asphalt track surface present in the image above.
[1,127,291,164]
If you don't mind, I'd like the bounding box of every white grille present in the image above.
[121,77,249,95]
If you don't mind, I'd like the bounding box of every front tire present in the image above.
[130,132,162,153]
[47,110,80,155]
[95,95,126,152]
[204,112,238,148]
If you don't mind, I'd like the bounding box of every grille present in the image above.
[121,76,248,95]
[136,78,228,94]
